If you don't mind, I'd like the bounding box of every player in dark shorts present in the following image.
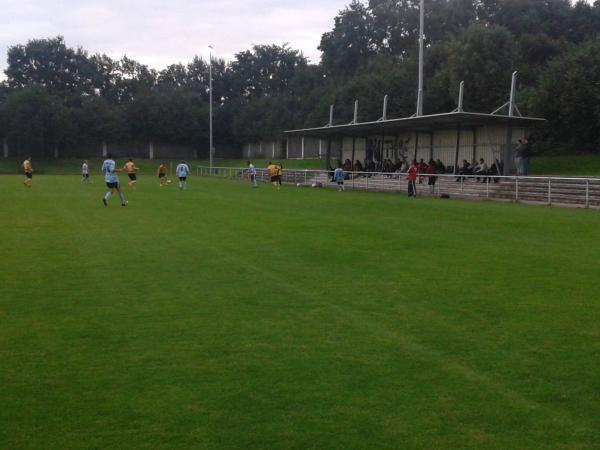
[157,162,168,186]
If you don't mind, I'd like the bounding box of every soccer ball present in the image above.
[296,183,301,187]
[311,183,316,188]
[167,179,172,184]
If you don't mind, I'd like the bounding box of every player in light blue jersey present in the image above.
[247,161,258,188]
[101,154,127,207]
[333,165,345,191]
[176,160,190,191]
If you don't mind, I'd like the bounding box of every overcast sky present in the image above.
[0,0,350,80]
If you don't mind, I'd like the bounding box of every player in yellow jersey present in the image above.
[157,162,168,186]
[266,161,280,190]
[123,158,140,189]
[276,162,283,189]
[22,156,33,187]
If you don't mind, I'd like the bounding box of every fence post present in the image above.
[486,177,489,198]
[585,179,590,208]
[548,179,552,206]
[304,169,307,185]
[515,177,519,202]
[460,177,463,192]
[366,174,369,191]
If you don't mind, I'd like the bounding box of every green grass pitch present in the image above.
[1,174,598,449]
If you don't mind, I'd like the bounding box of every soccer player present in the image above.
[247,161,257,188]
[123,158,139,189]
[266,161,279,190]
[101,153,127,207]
[276,162,283,188]
[22,156,33,187]
[81,160,90,184]
[333,164,345,191]
[176,160,190,190]
[157,162,168,186]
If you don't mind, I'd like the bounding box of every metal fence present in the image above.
[196,166,600,209]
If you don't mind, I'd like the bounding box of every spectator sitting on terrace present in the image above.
[435,159,446,173]
[354,160,364,173]
[486,159,501,183]
[456,160,473,182]
[365,159,376,173]
[474,158,489,182]
[399,159,409,173]
[342,159,352,172]
[383,158,394,175]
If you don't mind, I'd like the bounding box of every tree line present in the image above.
[1,0,600,158]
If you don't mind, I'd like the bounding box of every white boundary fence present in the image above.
[196,166,600,209]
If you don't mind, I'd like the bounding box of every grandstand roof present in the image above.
[284,111,545,137]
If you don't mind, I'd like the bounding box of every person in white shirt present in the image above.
[175,160,190,191]
[247,161,258,188]
[81,160,90,184]
[474,158,488,182]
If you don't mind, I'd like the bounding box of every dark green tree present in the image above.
[530,40,600,153]
[319,1,375,76]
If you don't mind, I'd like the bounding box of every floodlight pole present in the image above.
[209,45,214,170]
[416,0,425,116]
[458,81,464,112]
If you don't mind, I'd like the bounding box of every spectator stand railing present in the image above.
[196,166,600,209]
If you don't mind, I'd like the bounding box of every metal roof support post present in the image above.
[351,136,356,171]
[353,100,358,124]
[504,126,514,175]
[413,132,419,161]
[472,127,478,161]
[429,131,434,161]
[509,71,517,117]
[301,136,305,160]
[329,105,334,127]
[458,81,464,112]
[453,126,461,175]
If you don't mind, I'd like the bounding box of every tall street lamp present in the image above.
[208,45,214,169]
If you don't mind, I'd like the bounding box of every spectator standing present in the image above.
[407,160,418,198]
[427,159,438,193]
[514,137,531,176]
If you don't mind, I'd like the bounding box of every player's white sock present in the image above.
[118,192,126,204]
[104,192,112,201]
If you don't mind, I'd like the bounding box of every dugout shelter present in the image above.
[284,75,545,175]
